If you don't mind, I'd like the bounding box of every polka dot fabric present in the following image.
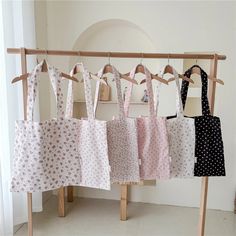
[181,65,225,177]
[11,61,82,192]
[124,66,170,180]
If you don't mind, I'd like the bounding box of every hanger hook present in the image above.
[44,49,48,61]
[168,54,170,65]
[108,52,111,65]
[195,55,198,65]
[140,52,144,64]
[77,50,81,61]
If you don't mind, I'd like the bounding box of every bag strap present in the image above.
[181,65,210,116]
[27,60,64,121]
[124,65,155,117]
[94,65,126,119]
[66,63,95,120]
[157,66,184,117]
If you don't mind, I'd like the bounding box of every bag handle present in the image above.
[124,65,155,117]
[94,65,126,119]
[27,60,64,121]
[181,65,210,116]
[66,63,95,120]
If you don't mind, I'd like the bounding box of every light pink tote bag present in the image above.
[124,66,170,180]
[157,67,195,178]
[66,63,110,190]
[11,61,81,192]
[94,65,140,184]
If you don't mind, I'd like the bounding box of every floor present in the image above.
[14,196,236,236]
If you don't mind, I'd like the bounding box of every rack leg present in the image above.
[58,187,65,217]
[27,193,33,236]
[120,184,128,221]
[67,186,74,202]
[198,177,208,236]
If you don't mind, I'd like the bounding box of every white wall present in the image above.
[35,1,236,211]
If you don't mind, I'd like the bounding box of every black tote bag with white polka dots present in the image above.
[181,65,225,176]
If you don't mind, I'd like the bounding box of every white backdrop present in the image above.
[35,1,236,211]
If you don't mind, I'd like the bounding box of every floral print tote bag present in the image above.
[11,61,81,192]
[66,63,110,190]
[124,66,170,180]
[157,67,196,178]
[94,65,140,184]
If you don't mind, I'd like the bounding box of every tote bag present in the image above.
[181,65,225,176]
[66,63,110,190]
[124,66,170,180]
[94,65,140,183]
[11,61,81,192]
[157,67,196,178]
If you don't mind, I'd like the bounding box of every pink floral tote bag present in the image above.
[11,61,81,192]
[157,67,195,178]
[66,63,110,190]
[94,65,140,184]
[124,66,170,180]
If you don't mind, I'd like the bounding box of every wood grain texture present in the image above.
[58,187,65,217]
[7,48,226,60]
[120,185,128,221]
[67,186,74,202]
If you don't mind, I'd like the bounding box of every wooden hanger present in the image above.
[190,66,224,85]
[71,63,108,85]
[96,64,138,84]
[125,64,168,85]
[12,59,78,84]
[163,64,194,84]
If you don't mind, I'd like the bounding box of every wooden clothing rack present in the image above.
[7,47,226,236]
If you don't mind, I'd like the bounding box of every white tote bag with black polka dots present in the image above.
[93,65,140,184]
[66,63,110,190]
[157,67,196,178]
[11,61,82,192]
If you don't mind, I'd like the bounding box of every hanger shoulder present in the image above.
[179,74,194,84]
[121,74,138,84]
[167,74,194,84]
[152,74,168,85]
[90,73,108,85]
[60,72,78,82]
[208,76,224,85]
[190,66,223,85]
[12,73,30,84]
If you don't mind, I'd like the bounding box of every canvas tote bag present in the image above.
[124,66,170,180]
[181,65,225,176]
[157,67,196,178]
[11,61,81,192]
[66,63,110,190]
[94,65,140,183]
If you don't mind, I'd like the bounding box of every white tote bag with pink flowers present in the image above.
[11,61,82,192]
[124,66,170,180]
[94,65,140,184]
[66,63,110,190]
